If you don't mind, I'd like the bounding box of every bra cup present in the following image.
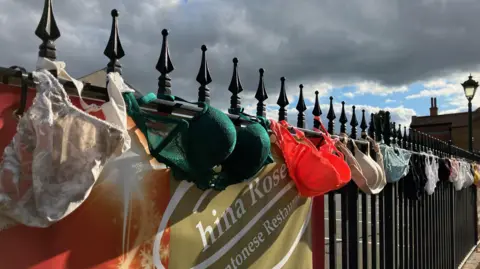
[337,141,369,193]
[365,138,387,191]
[370,159,386,194]
[438,158,452,182]
[320,149,351,184]
[352,141,382,194]
[220,123,271,187]
[270,120,346,197]
[454,161,464,190]
[381,145,411,183]
[473,164,480,186]
[315,134,351,184]
[424,156,437,195]
[295,149,341,195]
[464,162,474,188]
[462,163,466,188]
[449,160,459,184]
[458,162,465,190]
[184,106,237,171]
[403,155,421,200]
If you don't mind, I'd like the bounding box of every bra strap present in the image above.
[137,92,157,106]
[338,133,349,145]
[123,92,142,114]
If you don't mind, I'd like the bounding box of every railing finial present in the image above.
[391,122,397,145]
[327,96,336,134]
[409,128,414,151]
[255,68,268,117]
[397,124,403,146]
[104,9,125,74]
[35,0,61,61]
[383,111,391,145]
[339,101,348,134]
[156,29,174,98]
[296,84,306,128]
[196,45,212,104]
[228,57,243,114]
[350,106,358,139]
[360,109,367,138]
[368,113,376,140]
[277,77,289,121]
[312,90,322,129]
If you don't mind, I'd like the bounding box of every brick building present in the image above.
[410,97,480,151]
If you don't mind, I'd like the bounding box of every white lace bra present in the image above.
[423,152,439,195]
[0,69,128,230]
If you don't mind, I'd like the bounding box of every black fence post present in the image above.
[397,124,402,146]
[327,97,335,134]
[228,58,243,114]
[296,84,306,128]
[348,105,359,269]
[255,68,267,117]
[104,10,124,75]
[312,91,321,130]
[35,0,61,77]
[360,109,369,269]
[368,113,378,269]
[474,163,478,245]
[327,96,336,269]
[391,122,397,146]
[383,112,395,269]
[156,29,174,99]
[339,101,350,269]
[196,45,212,104]
[277,77,288,122]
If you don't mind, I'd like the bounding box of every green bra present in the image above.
[123,92,273,190]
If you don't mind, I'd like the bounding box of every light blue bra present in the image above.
[380,144,412,183]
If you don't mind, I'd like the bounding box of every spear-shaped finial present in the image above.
[156,29,174,98]
[339,101,348,134]
[327,96,336,134]
[35,0,61,61]
[296,84,307,128]
[312,91,322,129]
[350,106,358,139]
[196,45,212,104]
[360,109,368,138]
[104,9,125,74]
[255,68,268,117]
[277,77,289,121]
[228,57,243,114]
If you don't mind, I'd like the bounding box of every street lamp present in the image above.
[461,74,479,152]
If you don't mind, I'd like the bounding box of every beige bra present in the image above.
[336,135,386,194]
[365,136,387,191]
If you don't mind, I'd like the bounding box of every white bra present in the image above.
[422,152,439,195]
[461,161,474,189]
[0,59,133,230]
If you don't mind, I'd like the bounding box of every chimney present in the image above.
[430,97,438,116]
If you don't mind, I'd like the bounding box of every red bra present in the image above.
[270,119,351,197]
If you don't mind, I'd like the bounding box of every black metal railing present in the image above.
[1,1,479,269]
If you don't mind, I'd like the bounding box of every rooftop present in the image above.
[411,108,480,128]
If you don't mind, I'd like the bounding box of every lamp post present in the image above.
[462,75,478,152]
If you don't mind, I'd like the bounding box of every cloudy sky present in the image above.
[2,0,480,131]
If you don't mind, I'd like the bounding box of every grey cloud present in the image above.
[1,0,480,111]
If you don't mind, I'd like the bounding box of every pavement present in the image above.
[462,244,480,269]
